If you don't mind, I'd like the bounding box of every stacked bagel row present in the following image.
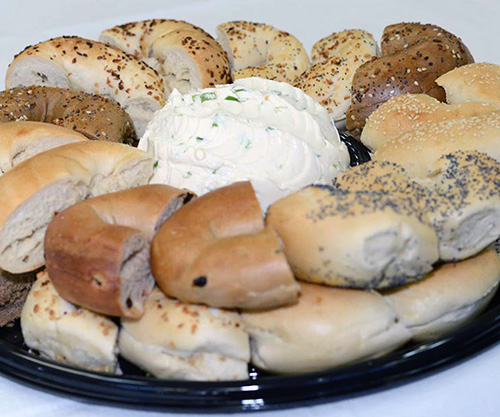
[0,17,498,382]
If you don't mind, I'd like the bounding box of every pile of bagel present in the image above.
[0,15,499,382]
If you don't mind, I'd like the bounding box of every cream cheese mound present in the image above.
[139,77,350,209]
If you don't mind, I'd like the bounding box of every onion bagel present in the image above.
[100,19,232,95]
[151,181,299,310]
[216,21,310,84]
[346,22,474,136]
[6,37,165,136]
[0,141,153,274]
[0,86,136,145]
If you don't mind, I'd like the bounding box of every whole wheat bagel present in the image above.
[151,181,299,310]
[346,22,474,136]
[6,37,165,136]
[100,19,232,95]
[0,121,87,174]
[216,21,310,84]
[294,29,377,121]
[21,271,119,373]
[266,184,439,290]
[45,185,194,319]
[0,141,153,274]
[0,86,136,145]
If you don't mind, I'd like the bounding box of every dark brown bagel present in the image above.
[0,86,137,145]
[346,22,474,137]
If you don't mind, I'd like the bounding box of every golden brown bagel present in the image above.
[100,19,232,94]
[45,185,194,318]
[151,181,299,310]
[216,21,310,84]
[6,37,165,136]
[346,22,474,136]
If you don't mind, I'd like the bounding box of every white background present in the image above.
[0,0,499,416]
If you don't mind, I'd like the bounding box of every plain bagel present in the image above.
[45,185,194,319]
[0,86,136,144]
[346,22,474,136]
[0,121,87,174]
[100,19,232,94]
[216,21,310,84]
[242,282,411,374]
[385,249,500,341]
[119,287,250,381]
[6,37,166,136]
[266,184,439,290]
[151,181,299,310]
[0,141,153,274]
[21,271,119,373]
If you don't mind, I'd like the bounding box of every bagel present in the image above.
[45,185,194,319]
[294,29,377,121]
[21,271,119,373]
[266,184,439,290]
[151,181,299,310]
[373,110,500,178]
[0,141,153,274]
[436,63,500,107]
[361,94,498,151]
[0,86,136,145]
[6,37,166,136]
[385,249,500,341]
[100,19,232,94]
[346,22,474,136]
[119,287,250,381]
[0,268,36,326]
[0,121,87,174]
[216,21,310,84]
[242,282,411,374]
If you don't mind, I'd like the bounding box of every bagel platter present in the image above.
[0,15,500,413]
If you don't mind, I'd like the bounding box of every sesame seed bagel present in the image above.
[0,121,87,174]
[385,249,500,342]
[294,30,377,121]
[45,185,194,319]
[373,110,500,178]
[6,37,166,136]
[100,19,232,95]
[346,22,474,137]
[21,271,119,373]
[0,86,136,145]
[151,181,299,310]
[119,287,250,381]
[436,62,500,107]
[361,94,498,151]
[242,282,411,374]
[266,184,439,290]
[0,141,153,274]
[216,21,310,84]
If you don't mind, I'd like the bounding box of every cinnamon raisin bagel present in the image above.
[100,19,232,95]
[216,21,310,84]
[0,86,136,145]
[346,22,474,137]
[6,37,165,136]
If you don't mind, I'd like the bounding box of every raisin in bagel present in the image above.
[0,141,153,274]
[346,22,474,136]
[45,185,194,319]
[100,19,232,95]
[151,181,299,310]
[0,86,136,144]
[216,21,310,84]
[6,37,165,136]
